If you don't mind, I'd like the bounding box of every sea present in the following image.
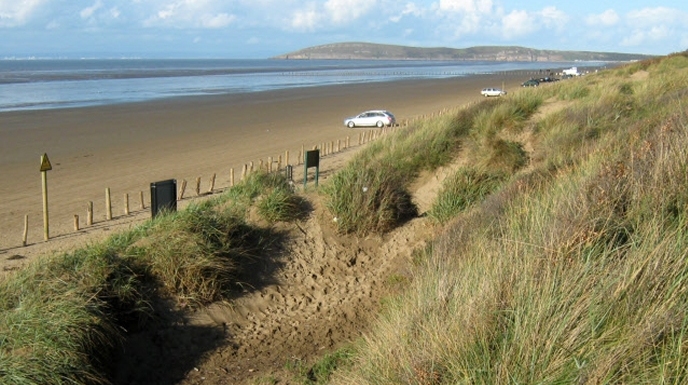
[0,59,605,113]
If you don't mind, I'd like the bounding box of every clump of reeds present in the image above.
[428,167,506,224]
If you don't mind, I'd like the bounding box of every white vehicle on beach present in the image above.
[344,110,396,128]
[481,88,507,97]
[562,67,581,76]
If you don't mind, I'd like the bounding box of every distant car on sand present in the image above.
[344,110,396,128]
[522,79,540,87]
[480,88,507,97]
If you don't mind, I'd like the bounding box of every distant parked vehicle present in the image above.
[480,88,507,97]
[538,77,557,83]
[562,66,581,76]
[344,110,396,128]
[522,79,540,87]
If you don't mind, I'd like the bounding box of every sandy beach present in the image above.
[0,71,531,266]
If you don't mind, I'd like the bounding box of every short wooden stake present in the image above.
[105,188,112,221]
[268,156,273,173]
[22,215,28,246]
[140,191,145,210]
[178,179,187,200]
[230,168,235,187]
[241,164,247,180]
[285,150,289,167]
[124,193,130,215]
[208,173,216,193]
[195,177,201,196]
[74,215,79,231]
[87,201,93,226]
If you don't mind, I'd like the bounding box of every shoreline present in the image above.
[0,71,531,264]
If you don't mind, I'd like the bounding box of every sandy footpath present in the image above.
[0,70,534,271]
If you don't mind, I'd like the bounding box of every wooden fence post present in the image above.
[22,215,28,246]
[124,193,130,215]
[74,215,79,231]
[178,179,187,200]
[140,191,145,210]
[105,188,112,220]
[208,173,216,193]
[195,177,201,196]
[87,201,93,226]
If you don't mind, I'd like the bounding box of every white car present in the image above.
[344,110,396,128]
[480,88,507,97]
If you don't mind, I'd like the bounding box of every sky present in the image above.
[1,0,687,59]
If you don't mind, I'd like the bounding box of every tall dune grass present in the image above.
[332,53,688,384]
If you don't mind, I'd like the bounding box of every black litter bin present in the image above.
[150,179,177,218]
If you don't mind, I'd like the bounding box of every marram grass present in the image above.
[331,53,688,384]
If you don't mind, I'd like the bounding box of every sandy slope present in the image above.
[111,143,453,385]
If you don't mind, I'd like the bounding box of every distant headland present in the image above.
[273,42,655,62]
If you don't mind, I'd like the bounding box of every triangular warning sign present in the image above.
[40,153,52,172]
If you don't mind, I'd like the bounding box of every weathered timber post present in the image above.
[105,188,112,220]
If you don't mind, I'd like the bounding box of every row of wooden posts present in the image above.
[21,126,394,246]
[22,107,461,247]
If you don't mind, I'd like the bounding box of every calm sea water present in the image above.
[0,59,598,112]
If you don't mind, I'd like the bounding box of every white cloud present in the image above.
[627,7,677,27]
[619,7,686,48]
[390,2,423,23]
[80,0,103,19]
[286,0,377,31]
[438,0,492,14]
[586,9,619,27]
[143,1,237,29]
[0,0,46,27]
[290,4,320,31]
[201,13,235,28]
[501,10,537,39]
[431,0,496,38]
[324,0,376,24]
[538,6,567,30]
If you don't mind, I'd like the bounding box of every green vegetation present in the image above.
[0,171,300,385]
[330,52,688,384]
[283,346,356,385]
[3,52,688,385]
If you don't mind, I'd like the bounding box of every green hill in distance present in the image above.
[273,42,655,62]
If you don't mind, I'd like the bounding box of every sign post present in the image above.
[304,149,320,188]
[40,153,52,240]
